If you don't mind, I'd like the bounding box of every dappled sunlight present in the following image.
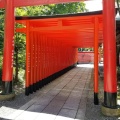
[0,106,76,120]
[0,106,20,119]
[77,64,94,68]
[99,62,104,66]
[118,99,120,105]
[77,63,104,68]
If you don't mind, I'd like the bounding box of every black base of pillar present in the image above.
[25,87,29,96]
[0,81,15,100]
[104,91,117,108]
[94,93,99,105]
[29,85,33,94]
[39,80,42,88]
[2,81,13,94]
[25,63,77,95]
[36,82,39,90]
[33,83,36,92]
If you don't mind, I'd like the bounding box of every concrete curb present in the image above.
[0,93,15,101]
[101,105,120,117]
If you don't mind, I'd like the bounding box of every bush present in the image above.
[0,68,2,86]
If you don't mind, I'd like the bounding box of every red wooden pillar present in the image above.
[33,33,36,90]
[94,17,99,105]
[37,34,39,89]
[38,34,41,87]
[2,0,15,94]
[39,36,43,87]
[25,21,31,95]
[30,32,34,93]
[103,0,117,108]
[32,32,36,92]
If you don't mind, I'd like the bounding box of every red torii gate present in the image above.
[0,0,119,116]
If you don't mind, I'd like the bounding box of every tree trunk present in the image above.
[14,46,19,83]
[117,46,120,66]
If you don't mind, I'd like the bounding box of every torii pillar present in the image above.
[0,0,15,100]
[102,0,120,116]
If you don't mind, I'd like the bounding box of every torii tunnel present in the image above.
[0,0,118,115]
[16,11,103,97]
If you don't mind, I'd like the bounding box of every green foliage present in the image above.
[13,31,26,83]
[18,69,25,82]
[15,33,26,69]
[0,68,2,85]
[116,0,120,15]
[16,2,88,16]
[78,48,93,52]
[42,2,87,15]
[117,66,120,74]
[116,0,120,3]
[0,57,2,83]
[0,9,5,56]
[0,9,5,84]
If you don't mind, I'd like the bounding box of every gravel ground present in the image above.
[0,83,38,109]
[85,71,119,120]
[0,91,36,109]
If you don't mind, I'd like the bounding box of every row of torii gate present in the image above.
[0,0,119,117]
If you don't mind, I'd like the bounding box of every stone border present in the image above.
[91,67,120,117]
[0,93,15,101]
[101,105,120,117]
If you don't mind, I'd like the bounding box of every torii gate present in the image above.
[0,0,119,116]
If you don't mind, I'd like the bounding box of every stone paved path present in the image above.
[0,64,119,120]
